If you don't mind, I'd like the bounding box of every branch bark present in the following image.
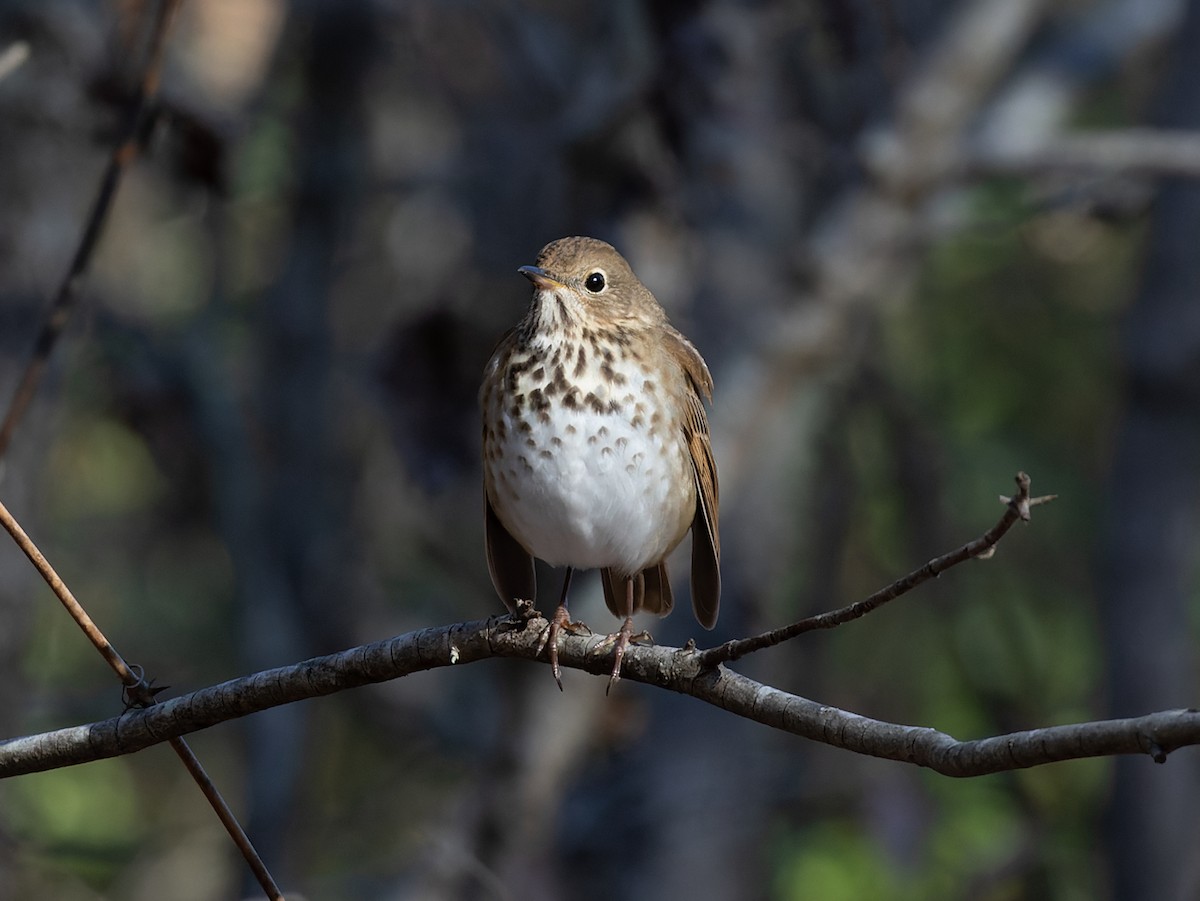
[2,611,1195,780]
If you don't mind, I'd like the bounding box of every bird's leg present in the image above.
[606,577,637,694]
[536,567,588,690]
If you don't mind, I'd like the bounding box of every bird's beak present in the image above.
[518,265,565,291]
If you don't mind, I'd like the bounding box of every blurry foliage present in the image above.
[776,175,1143,898]
[4,759,143,890]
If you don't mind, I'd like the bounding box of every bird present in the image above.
[480,236,719,690]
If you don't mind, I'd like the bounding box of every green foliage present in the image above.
[773,820,900,901]
[1,760,143,889]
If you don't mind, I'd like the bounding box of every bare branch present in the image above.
[0,0,180,463]
[0,491,283,900]
[968,129,1200,179]
[0,4,285,896]
[698,473,1055,667]
[1,611,1193,779]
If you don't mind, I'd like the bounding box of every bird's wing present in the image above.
[484,492,536,612]
[662,328,720,629]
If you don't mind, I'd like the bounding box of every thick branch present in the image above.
[1,612,1194,779]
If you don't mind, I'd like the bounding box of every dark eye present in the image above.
[584,271,606,293]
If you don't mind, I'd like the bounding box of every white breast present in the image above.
[483,348,695,576]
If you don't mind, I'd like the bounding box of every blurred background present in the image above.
[0,0,1198,898]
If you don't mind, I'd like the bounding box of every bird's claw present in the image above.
[596,620,652,694]
[538,604,588,690]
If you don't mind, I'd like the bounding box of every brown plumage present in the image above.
[480,236,720,688]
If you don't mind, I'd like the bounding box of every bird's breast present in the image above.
[481,337,695,574]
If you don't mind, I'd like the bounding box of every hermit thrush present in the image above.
[480,236,720,689]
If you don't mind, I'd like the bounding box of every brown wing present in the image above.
[485,493,535,612]
[661,327,720,629]
[687,419,720,629]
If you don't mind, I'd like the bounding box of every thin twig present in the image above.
[696,472,1056,668]
[170,740,284,900]
[0,3,286,896]
[0,0,179,462]
[0,498,142,688]
[0,497,286,900]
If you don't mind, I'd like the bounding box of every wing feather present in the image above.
[661,327,720,629]
[484,493,535,612]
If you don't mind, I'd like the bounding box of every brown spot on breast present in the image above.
[598,426,609,437]
[547,365,568,397]
[601,446,613,457]
[529,388,550,412]
[565,424,577,435]
[531,366,545,381]
[563,389,580,410]
[616,437,628,450]
[525,437,536,448]
[517,419,533,433]
[574,346,587,377]
[631,415,645,428]
[506,358,535,391]
[551,436,563,447]
[643,380,656,394]
[539,449,553,459]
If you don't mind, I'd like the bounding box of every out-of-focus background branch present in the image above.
[0,1,1197,899]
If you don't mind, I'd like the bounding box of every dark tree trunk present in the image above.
[1100,3,1200,898]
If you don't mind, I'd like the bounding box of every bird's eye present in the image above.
[584,271,606,293]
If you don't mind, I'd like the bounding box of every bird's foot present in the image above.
[595,618,653,694]
[537,603,590,690]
